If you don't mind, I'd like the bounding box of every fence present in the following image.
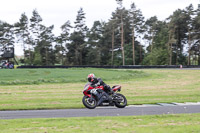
[17,65,200,69]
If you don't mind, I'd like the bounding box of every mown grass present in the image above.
[0,68,200,110]
[0,113,200,133]
[0,68,147,85]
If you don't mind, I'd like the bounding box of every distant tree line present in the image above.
[0,0,200,66]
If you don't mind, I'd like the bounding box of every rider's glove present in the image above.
[94,82,100,86]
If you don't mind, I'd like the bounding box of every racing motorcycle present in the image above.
[82,83,127,109]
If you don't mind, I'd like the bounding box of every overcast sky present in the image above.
[0,0,199,55]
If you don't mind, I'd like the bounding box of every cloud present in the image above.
[0,0,198,37]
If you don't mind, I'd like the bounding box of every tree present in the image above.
[144,16,159,53]
[34,25,55,65]
[192,7,200,65]
[99,21,113,65]
[28,9,43,65]
[108,2,145,65]
[143,19,170,65]
[116,0,125,65]
[0,22,15,52]
[14,13,29,63]
[129,2,144,65]
[68,8,88,65]
[86,21,104,65]
[56,20,72,65]
[107,17,117,65]
[167,22,176,65]
[182,4,195,65]
[167,9,188,65]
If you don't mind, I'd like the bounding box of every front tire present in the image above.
[113,93,127,108]
[82,96,97,109]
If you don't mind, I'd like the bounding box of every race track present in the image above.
[1,103,200,119]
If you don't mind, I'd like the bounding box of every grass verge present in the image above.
[0,113,200,133]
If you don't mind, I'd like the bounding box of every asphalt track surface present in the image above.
[1,103,200,119]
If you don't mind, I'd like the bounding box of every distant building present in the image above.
[0,44,18,65]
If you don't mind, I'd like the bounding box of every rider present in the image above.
[87,73,114,95]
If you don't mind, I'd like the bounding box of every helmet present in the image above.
[87,73,95,82]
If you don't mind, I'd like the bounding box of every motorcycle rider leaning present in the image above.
[87,73,114,95]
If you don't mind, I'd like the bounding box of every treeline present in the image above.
[0,0,200,66]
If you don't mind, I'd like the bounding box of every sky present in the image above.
[0,0,199,55]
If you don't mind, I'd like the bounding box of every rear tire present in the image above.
[113,93,127,108]
[82,96,97,109]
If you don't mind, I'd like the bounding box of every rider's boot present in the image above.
[108,89,114,95]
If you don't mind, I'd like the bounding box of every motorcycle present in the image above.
[82,82,127,109]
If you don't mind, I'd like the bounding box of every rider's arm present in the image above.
[97,78,105,86]
[91,78,106,87]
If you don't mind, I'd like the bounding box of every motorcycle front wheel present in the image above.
[113,93,127,108]
[82,95,97,109]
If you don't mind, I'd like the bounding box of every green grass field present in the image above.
[0,68,147,85]
[0,114,200,133]
[0,68,200,132]
[0,68,200,110]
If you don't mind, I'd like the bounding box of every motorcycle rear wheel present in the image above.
[82,96,97,109]
[113,93,127,108]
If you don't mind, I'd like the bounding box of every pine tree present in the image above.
[168,9,188,65]
[0,22,15,53]
[143,19,169,65]
[184,4,195,65]
[86,21,104,65]
[14,13,29,63]
[116,0,125,65]
[108,17,117,65]
[28,9,43,65]
[34,25,55,65]
[68,8,88,65]
[129,2,144,65]
[56,20,72,65]
[192,7,200,65]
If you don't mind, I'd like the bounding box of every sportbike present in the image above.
[82,83,127,109]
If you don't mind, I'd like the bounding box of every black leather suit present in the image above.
[90,78,112,94]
